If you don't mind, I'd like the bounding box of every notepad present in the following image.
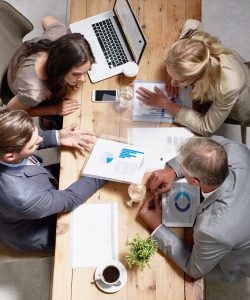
[72,203,118,268]
[82,138,147,184]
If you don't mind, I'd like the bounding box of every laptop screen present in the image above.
[114,0,147,63]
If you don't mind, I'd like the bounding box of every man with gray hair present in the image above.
[139,136,250,282]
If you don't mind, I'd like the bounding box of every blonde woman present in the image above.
[136,20,250,136]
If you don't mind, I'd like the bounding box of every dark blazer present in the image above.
[0,130,104,251]
[152,136,250,282]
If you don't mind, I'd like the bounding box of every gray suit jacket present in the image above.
[0,130,104,251]
[152,136,250,282]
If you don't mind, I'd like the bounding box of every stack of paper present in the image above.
[132,81,192,123]
[82,138,148,184]
[132,81,173,123]
[72,203,118,268]
[128,127,194,170]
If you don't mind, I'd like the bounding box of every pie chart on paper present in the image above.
[102,152,114,164]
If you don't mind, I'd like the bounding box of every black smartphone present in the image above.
[91,89,118,102]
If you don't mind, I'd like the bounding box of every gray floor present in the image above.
[202,0,250,298]
[202,0,250,61]
[1,1,250,299]
[5,0,70,40]
[0,258,54,300]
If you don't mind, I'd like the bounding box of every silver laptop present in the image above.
[69,0,147,83]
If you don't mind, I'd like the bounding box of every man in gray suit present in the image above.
[0,110,104,251]
[139,136,250,282]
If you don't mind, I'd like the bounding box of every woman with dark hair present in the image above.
[7,16,95,129]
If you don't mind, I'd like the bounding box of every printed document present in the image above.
[128,127,194,170]
[82,138,147,184]
[162,179,200,227]
[72,203,118,268]
[132,81,192,122]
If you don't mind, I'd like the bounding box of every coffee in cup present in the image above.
[122,62,139,85]
[96,264,121,286]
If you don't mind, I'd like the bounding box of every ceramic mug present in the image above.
[122,61,139,85]
[96,263,121,287]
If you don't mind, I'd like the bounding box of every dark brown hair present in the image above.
[0,110,35,157]
[19,33,95,98]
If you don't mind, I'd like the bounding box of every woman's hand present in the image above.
[55,97,80,116]
[136,86,171,108]
[59,123,97,153]
[149,167,177,196]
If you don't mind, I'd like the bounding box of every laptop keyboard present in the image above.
[92,19,129,69]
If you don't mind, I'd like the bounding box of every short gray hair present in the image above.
[177,137,229,186]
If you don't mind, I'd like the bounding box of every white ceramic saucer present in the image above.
[94,260,127,293]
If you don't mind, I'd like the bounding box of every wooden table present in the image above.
[52,1,204,299]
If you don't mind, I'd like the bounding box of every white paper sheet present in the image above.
[128,127,194,170]
[82,138,148,184]
[162,179,200,227]
[72,203,118,268]
[132,81,174,122]
[132,81,193,122]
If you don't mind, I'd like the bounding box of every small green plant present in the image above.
[124,234,158,270]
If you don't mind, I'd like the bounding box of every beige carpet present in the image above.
[5,0,71,40]
[202,0,250,61]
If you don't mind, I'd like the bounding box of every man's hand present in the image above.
[149,167,177,196]
[55,97,80,116]
[59,123,97,153]
[139,194,162,231]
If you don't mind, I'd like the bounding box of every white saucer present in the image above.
[94,260,127,293]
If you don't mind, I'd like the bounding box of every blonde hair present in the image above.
[166,32,235,101]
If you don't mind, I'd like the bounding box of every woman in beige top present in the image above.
[7,16,95,129]
[136,19,250,136]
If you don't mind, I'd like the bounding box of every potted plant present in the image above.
[124,234,158,270]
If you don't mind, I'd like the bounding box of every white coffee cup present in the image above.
[122,62,139,84]
[96,262,122,287]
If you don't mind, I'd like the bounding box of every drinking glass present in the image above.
[128,183,146,203]
[114,86,134,112]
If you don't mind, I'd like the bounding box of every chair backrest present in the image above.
[0,242,53,262]
[0,1,33,100]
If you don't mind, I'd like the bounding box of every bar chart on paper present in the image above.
[82,138,148,183]
[119,148,144,158]
[128,127,194,170]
